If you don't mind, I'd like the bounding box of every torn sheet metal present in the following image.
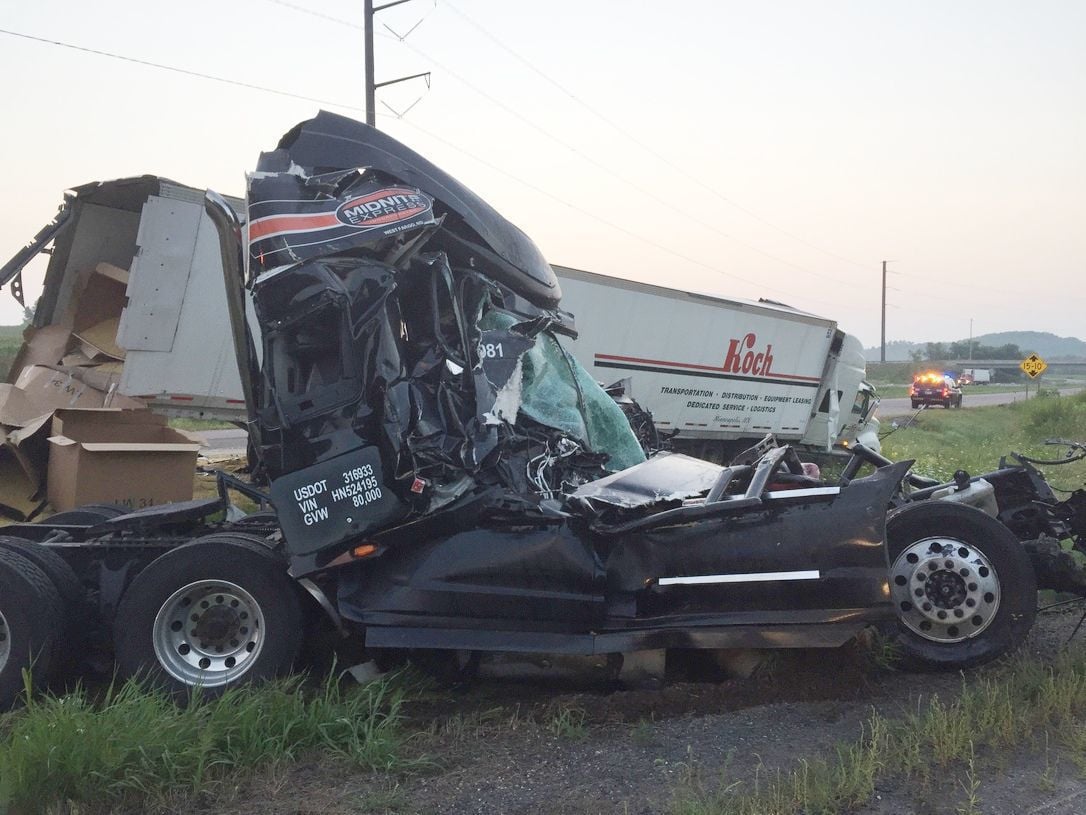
[570,453,722,509]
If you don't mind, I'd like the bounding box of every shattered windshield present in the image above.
[480,309,645,474]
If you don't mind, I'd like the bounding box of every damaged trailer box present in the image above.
[0,178,242,519]
[0,177,248,419]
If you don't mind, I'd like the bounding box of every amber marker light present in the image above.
[325,543,379,568]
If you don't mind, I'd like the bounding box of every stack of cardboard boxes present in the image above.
[0,263,201,521]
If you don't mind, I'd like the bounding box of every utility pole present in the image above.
[363,0,431,127]
[969,318,974,361]
[364,0,376,125]
[880,260,888,363]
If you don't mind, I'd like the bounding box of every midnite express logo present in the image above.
[336,187,432,228]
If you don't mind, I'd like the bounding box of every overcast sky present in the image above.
[1,0,1082,347]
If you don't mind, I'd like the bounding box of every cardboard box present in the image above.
[47,409,202,512]
[8,324,73,373]
[14,365,144,411]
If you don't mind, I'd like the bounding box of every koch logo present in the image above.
[336,187,432,228]
[723,332,774,377]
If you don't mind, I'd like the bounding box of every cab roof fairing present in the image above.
[264,111,562,310]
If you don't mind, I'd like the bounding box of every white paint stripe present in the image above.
[658,570,821,586]
[764,487,841,499]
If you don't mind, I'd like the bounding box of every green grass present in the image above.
[669,647,1086,815]
[546,703,588,741]
[169,417,241,431]
[0,671,416,813]
[880,389,1086,484]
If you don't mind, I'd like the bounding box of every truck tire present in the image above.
[0,537,82,610]
[0,537,84,678]
[911,401,920,409]
[114,535,303,697]
[886,501,1036,669]
[0,548,63,709]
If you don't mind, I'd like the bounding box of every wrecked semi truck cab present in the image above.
[192,111,900,670]
[553,266,880,461]
[0,113,1034,706]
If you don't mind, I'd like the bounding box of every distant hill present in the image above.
[866,340,922,361]
[865,331,1086,362]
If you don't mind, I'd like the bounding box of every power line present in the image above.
[388,115,844,307]
[262,0,362,29]
[0,27,364,112]
[441,0,873,273]
[384,32,849,282]
[0,23,822,304]
[256,0,857,287]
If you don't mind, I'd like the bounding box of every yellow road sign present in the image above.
[1020,353,1048,379]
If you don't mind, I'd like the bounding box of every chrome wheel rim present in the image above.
[890,536,1000,643]
[152,579,265,687]
[0,609,9,673]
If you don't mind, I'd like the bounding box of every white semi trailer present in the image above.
[555,266,879,459]
[1,179,877,456]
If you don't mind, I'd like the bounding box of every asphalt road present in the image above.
[877,386,1083,418]
[197,428,248,458]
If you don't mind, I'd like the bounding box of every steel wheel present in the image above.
[115,535,302,697]
[890,535,1000,643]
[885,501,1035,669]
[152,579,266,687]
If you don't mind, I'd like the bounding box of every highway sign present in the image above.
[1020,354,1048,379]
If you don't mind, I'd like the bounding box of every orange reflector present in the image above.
[352,544,377,559]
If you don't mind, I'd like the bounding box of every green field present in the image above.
[880,388,1086,484]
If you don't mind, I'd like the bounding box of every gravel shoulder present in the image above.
[191,609,1086,815]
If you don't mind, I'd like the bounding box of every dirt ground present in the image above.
[185,609,1086,815]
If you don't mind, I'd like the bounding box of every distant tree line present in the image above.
[910,341,1023,362]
